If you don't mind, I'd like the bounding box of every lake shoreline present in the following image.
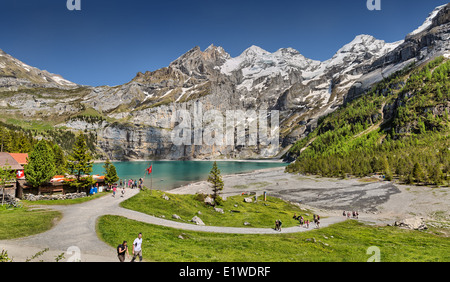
[93,158,286,164]
[92,160,287,191]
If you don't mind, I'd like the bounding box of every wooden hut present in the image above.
[0,152,23,198]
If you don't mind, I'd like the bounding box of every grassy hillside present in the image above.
[286,57,450,186]
[98,216,450,262]
[120,190,314,228]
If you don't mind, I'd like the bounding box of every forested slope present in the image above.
[286,57,450,186]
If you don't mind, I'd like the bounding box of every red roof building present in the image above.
[9,153,28,166]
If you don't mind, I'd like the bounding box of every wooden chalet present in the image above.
[1,152,106,198]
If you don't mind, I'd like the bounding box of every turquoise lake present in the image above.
[92,161,287,191]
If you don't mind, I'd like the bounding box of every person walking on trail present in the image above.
[112,186,117,197]
[275,220,281,231]
[131,233,143,262]
[299,216,304,227]
[117,241,129,262]
[275,219,282,232]
[121,187,126,198]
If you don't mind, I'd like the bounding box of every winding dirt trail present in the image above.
[0,188,344,262]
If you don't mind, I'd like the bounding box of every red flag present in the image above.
[146,165,152,174]
[16,170,25,179]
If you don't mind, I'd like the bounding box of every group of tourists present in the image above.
[112,178,145,198]
[117,232,144,262]
[119,178,144,189]
[293,213,321,229]
[343,210,359,219]
[111,186,126,198]
[275,214,322,231]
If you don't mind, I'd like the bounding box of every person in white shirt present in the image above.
[131,232,143,262]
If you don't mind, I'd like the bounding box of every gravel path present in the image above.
[0,187,344,262]
[1,189,141,262]
[111,206,345,234]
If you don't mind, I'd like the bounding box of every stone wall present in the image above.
[24,192,87,201]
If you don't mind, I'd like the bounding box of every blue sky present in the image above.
[0,0,448,86]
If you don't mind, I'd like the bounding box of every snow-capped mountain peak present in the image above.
[0,48,77,88]
[321,34,403,74]
[242,45,271,57]
[408,4,448,36]
[220,45,319,77]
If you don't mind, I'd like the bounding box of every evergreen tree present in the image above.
[67,134,95,192]
[429,164,443,186]
[412,162,425,184]
[16,136,31,153]
[0,164,15,205]
[406,172,414,185]
[52,144,67,175]
[104,159,119,186]
[382,157,392,181]
[24,140,56,188]
[207,161,224,205]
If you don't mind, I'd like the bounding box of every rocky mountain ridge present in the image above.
[1,4,449,161]
[0,49,77,90]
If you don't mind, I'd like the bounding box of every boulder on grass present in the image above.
[191,216,205,226]
[214,207,224,214]
[204,196,214,206]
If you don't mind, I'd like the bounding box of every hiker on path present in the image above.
[121,187,126,198]
[117,241,129,262]
[275,219,282,231]
[112,186,117,197]
[131,233,143,262]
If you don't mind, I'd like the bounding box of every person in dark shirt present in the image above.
[117,241,129,262]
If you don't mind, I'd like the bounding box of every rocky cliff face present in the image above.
[1,4,449,161]
[347,4,450,103]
